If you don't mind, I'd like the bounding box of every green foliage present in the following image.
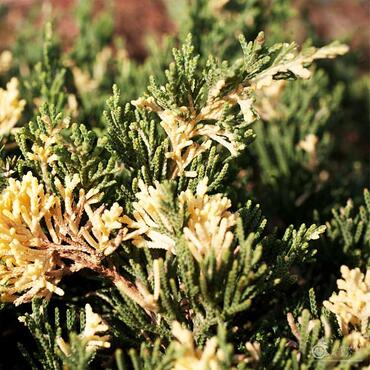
[17,300,96,370]
[0,0,368,369]
[269,310,370,369]
[165,0,295,61]
[0,147,17,189]
[15,104,118,196]
[250,70,343,224]
[104,85,170,190]
[71,0,114,68]
[115,323,238,370]
[326,189,370,268]
[22,22,67,116]
[97,199,324,351]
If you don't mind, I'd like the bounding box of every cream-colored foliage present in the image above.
[93,47,112,85]
[203,81,257,125]
[287,311,321,343]
[0,50,12,74]
[254,80,285,121]
[124,177,236,266]
[132,40,347,178]
[57,303,110,356]
[122,179,177,252]
[344,330,370,350]
[72,66,99,94]
[171,321,223,370]
[323,265,370,335]
[82,200,125,255]
[298,134,318,154]
[0,172,64,304]
[245,341,261,364]
[0,172,126,304]
[179,177,236,266]
[298,134,319,169]
[0,77,26,136]
[81,303,110,350]
[207,42,348,125]
[125,259,161,314]
[132,95,243,178]
[53,174,126,256]
[67,93,79,118]
[26,115,67,169]
[251,42,349,90]
[71,47,112,94]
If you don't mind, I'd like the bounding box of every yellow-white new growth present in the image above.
[132,97,243,178]
[70,47,112,94]
[0,172,64,304]
[26,116,69,173]
[0,50,12,74]
[0,172,127,304]
[124,177,236,266]
[0,77,26,136]
[251,42,349,89]
[132,37,348,179]
[171,321,223,370]
[53,174,126,257]
[81,303,111,351]
[323,265,370,336]
[179,178,236,266]
[122,179,177,252]
[57,304,110,356]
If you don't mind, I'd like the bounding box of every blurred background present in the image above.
[0,0,368,66]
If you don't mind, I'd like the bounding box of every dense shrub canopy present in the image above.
[0,0,369,369]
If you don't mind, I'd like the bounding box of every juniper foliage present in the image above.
[0,0,368,369]
[17,299,101,370]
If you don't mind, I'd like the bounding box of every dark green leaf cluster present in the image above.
[250,70,344,223]
[326,189,370,268]
[15,104,118,197]
[17,300,96,370]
